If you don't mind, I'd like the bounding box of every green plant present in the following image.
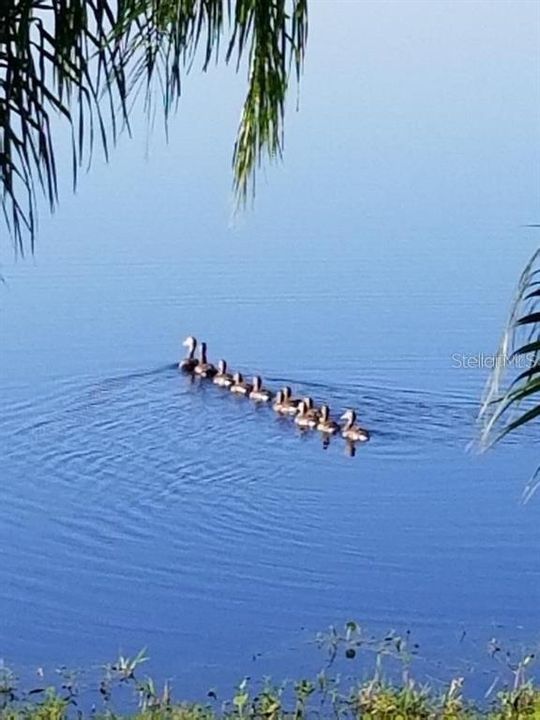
[478,247,540,498]
[109,649,149,681]
[0,633,539,720]
[0,0,307,254]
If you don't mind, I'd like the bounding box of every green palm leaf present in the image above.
[478,247,540,456]
[0,0,308,254]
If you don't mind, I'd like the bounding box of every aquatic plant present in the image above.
[1,624,539,720]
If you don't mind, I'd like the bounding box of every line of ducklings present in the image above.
[179,336,370,443]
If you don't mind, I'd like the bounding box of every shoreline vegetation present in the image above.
[2,624,539,720]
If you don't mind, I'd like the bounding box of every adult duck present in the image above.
[317,404,340,435]
[179,336,198,372]
[230,372,253,396]
[194,342,217,378]
[340,409,370,442]
[250,376,273,402]
[213,360,234,387]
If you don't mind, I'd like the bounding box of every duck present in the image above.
[340,409,370,442]
[316,404,340,434]
[213,360,234,388]
[280,386,302,415]
[230,372,253,396]
[272,390,288,414]
[179,336,198,372]
[249,376,273,402]
[294,400,318,429]
[302,396,320,422]
[194,341,217,378]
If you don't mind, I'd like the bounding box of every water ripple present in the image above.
[1,363,539,686]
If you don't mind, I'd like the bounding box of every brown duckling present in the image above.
[194,341,217,378]
[340,409,370,442]
[294,400,318,429]
[280,386,302,415]
[302,396,320,421]
[317,404,340,434]
[213,360,234,388]
[179,335,198,372]
[272,390,288,414]
[230,372,253,395]
[249,376,273,402]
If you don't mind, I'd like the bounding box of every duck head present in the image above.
[340,409,356,427]
[218,359,227,373]
[252,375,262,391]
[182,336,197,357]
[233,372,243,384]
[319,404,330,422]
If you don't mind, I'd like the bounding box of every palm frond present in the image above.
[1,0,127,254]
[478,247,540,450]
[0,0,308,255]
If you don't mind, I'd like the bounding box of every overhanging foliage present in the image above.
[0,0,307,254]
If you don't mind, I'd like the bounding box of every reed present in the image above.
[2,625,539,720]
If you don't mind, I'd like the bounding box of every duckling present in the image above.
[194,341,217,378]
[179,336,198,372]
[340,409,370,442]
[302,396,321,422]
[280,386,302,415]
[213,360,234,388]
[249,376,274,402]
[294,400,318,429]
[230,372,253,396]
[317,404,340,435]
[272,389,288,414]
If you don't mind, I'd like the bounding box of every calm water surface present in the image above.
[1,0,540,699]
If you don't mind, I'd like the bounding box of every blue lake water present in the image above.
[1,0,539,701]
